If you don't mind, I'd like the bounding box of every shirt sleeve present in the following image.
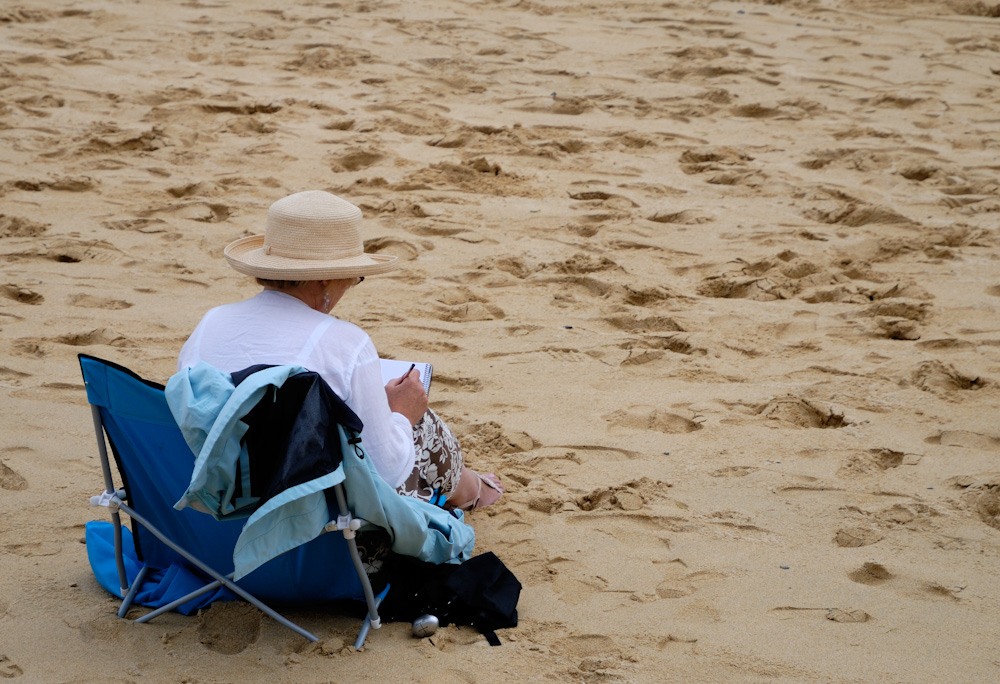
[345,337,416,489]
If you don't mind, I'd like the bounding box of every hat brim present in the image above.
[224,235,399,280]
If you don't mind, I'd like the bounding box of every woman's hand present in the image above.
[385,370,428,427]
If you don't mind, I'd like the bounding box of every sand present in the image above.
[2,0,1000,681]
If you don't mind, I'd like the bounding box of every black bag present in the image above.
[378,552,521,646]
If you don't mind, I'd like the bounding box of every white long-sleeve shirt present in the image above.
[177,289,415,488]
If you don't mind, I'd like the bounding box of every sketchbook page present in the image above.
[379,358,433,394]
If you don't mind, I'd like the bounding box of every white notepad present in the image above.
[379,358,433,394]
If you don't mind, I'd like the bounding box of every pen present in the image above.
[400,363,416,382]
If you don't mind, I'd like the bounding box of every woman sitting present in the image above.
[177,190,502,511]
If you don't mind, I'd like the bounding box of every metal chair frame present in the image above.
[80,354,385,648]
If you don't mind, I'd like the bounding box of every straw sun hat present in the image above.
[224,190,398,280]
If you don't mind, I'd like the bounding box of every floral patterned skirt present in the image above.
[394,408,464,503]
[357,409,464,575]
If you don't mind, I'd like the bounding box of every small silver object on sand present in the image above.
[412,614,439,638]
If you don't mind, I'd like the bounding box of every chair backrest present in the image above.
[79,354,365,603]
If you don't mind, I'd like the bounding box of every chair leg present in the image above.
[136,579,223,623]
[118,565,150,618]
[109,509,130,597]
[354,585,390,650]
[332,484,382,628]
[90,405,130,597]
[118,502,319,642]
[329,482,386,650]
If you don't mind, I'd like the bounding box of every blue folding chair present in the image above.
[78,354,386,647]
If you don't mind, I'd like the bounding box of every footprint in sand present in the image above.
[619,349,667,367]
[911,360,986,392]
[647,208,713,225]
[709,465,759,478]
[833,526,883,548]
[770,606,872,623]
[873,317,922,341]
[0,284,43,305]
[604,406,703,434]
[545,253,622,276]
[697,273,782,301]
[9,238,123,265]
[801,190,913,228]
[799,148,893,172]
[0,654,23,678]
[679,146,753,174]
[847,561,893,586]
[552,576,606,606]
[12,382,85,405]
[698,251,859,304]
[872,501,940,532]
[284,46,372,72]
[455,421,534,461]
[397,338,461,354]
[757,395,848,429]
[539,274,616,300]
[140,201,231,223]
[730,102,783,119]
[838,448,918,477]
[431,288,505,322]
[8,177,94,193]
[198,602,262,654]
[504,324,541,337]
[549,557,608,606]
[433,301,505,322]
[11,340,45,358]
[102,217,168,234]
[551,633,622,667]
[401,157,532,197]
[0,461,28,491]
[773,312,819,343]
[949,475,1000,532]
[825,608,872,623]
[622,284,682,307]
[429,373,482,393]
[0,366,31,387]
[68,293,132,310]
[54,328,129,347]
[603,314,685,333]
[858,300,930,340]
[76,613,134,641]
[574,477,672,512]
[0,214,49,238]
[970,486,1000,531]
[705,509,772,537]
[328,148,385,173]
[654,558,726,599]
[618,333,706,364]
[915,338,975,351]
[363,236,422,260]
[75,122,164,155]
[847,562,960,601]
[356,199,431,220]
[925,431,1000,450]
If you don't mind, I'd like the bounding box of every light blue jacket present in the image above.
[165,362,475,580]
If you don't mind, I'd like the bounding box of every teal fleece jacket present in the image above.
[166,362,474,580]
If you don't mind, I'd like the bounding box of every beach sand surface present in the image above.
[2,0,1000,681]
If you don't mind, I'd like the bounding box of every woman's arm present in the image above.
[347,341,417,488]
[384,368,429,426]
